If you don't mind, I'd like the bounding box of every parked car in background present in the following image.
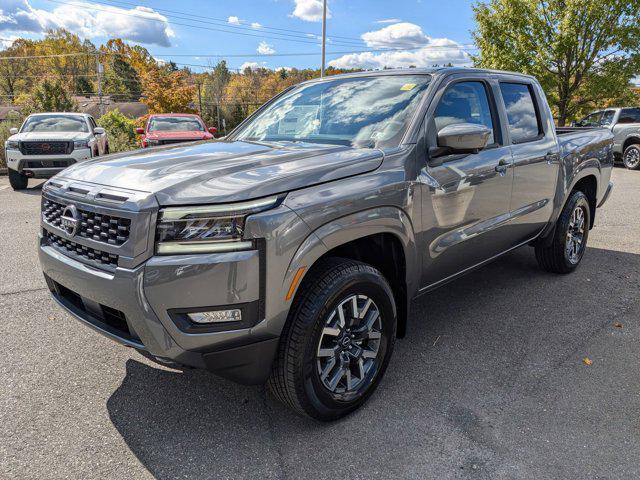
[39,68,613,420]
[575,107,640,169]
[4,112,109,190]
[136,113,217,147]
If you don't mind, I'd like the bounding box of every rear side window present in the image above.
[619,108,640,124]
[600,110,616,126]
[434,81,496,145]
[499,83,542,143]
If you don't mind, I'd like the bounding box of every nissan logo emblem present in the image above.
[60,205,80,237]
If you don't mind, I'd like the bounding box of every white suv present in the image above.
[4,112,109,190]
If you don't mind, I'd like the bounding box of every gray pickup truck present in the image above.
[575,107,640,169]
[39,68,613,420]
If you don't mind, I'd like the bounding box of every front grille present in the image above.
[43,199,131,246]
[24,159,74,169]
[44,230,119,267]
[21,141,72,155]
[159,139,194,145]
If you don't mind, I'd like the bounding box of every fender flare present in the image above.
[282,206,419,304]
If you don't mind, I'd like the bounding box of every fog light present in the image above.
[187,309,242,324]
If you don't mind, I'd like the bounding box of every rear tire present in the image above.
[268,258,396,421]
[8,169,28,190]
[535,190,590,274]
[622,144,640,170]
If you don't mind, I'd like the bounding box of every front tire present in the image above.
[622,144,640,170]
[268,258,396,421]
[535,190,591,273]
[8,169,28,190]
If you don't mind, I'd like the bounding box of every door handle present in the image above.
[495,159,511,174]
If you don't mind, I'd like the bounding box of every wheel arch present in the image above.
[283,207,418,338]
[622,136,640,152]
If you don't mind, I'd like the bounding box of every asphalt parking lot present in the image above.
[1,168,639,480]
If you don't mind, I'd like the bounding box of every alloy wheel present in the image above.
[316,294,383,396]
[566,205,586,264]
[624,147,640,169]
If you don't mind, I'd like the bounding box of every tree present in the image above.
[202,60,231,130]
[97,109,138,152]
[473,0,640,125]
[104,56,142,101]
[141,66,195,113]
[17,79,77,114]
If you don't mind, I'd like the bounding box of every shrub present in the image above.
[97,109,138,153]
[0,112,24,169]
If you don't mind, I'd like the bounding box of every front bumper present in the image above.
[6,148,92,178]
[39,236,279,384]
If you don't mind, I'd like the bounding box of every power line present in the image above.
[42,0,367,49]
[100,0,366,43]
[0,44,477,61]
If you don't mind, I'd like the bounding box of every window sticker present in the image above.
[400,83,417,91]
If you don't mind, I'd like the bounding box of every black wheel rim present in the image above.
[316,294,383,397]
[566,205,587,264]
[624,147,640,168]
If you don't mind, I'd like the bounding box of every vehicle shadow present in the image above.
[16,182,44,195]
[106,245,640,479]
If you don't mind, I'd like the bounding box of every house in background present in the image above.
[73,96,148,119]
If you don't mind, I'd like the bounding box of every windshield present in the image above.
[148,116,204,132]
[21,115,88,133]
[234,75,431,148]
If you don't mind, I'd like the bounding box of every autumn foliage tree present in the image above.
[473,0,640,125]
[142,65,196,114]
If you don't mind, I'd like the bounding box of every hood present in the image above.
[147,130,212,140]
[59,140,384,205]
[10,131,90,142]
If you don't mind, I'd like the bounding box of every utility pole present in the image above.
[95,52,104,116]
[196,81,203,115]
[320,0,327,77]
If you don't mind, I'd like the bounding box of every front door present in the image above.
[418,77,515,289]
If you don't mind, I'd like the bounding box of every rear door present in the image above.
[498,79,559,242]
[418,74,515,289]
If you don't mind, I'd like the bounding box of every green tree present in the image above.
[97,109,138,153]
[18,79,78,114]
[473,0,640,125]
[202,60,231,129]
[104,56,142,101]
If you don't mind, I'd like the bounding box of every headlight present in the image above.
[155,195,282,255]
[74,140,89,149]
[5,140,19,150]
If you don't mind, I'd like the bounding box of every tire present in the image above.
[622,144,640,170]
[535,190,591,274]
[8,169,28,190]
[268,258,397,421]
[104,143,110,155]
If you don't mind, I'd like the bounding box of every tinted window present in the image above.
[434,81,495,144]
[576,111,602,127]
[235,75,431,148]
[619,108,640,124]
[600,110,616,126]
[500,83,541,143]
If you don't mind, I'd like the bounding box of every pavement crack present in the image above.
[0,287,47,297]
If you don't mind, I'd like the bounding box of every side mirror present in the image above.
[208,127,218,135]
[9,127,18,135]
[93,127,105,135]
[135,127,145,135]
[437,123,491,152]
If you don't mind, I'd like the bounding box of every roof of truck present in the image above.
[305,67,537,84]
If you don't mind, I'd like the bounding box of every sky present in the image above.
[0,0,479,72]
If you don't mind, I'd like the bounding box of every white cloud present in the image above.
[375,18,401,24]
[239,61,262,71]
[227,16,241,25]
[257,40,275,55]
[329,37,470,70]
[0,0,174,47]
[361,22,430,49]
[251,22,262,29]
[0,35,19,49]
[291,0,330,22]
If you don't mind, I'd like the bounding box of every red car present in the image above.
[136,113,217,148]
